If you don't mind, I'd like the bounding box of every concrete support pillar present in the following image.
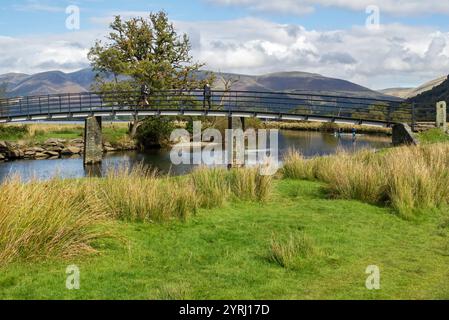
[436,101,447,132]
[392,123,419,146]
[84,116,103,165]
[226,117,245,169]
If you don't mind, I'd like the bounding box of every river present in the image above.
[0,130,391,182]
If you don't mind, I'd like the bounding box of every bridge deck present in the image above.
[0,89,437,127]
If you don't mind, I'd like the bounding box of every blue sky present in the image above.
[1,0,449,89]
[2,0,449,35]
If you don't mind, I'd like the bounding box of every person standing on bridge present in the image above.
[140,83,150,108]
[203,83,212,110]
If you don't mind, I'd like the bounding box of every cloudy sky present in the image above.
[1,0,449,89]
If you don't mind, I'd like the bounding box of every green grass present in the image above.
[1,179,448,300]
[0,123,130,145]
[417,128,449,144]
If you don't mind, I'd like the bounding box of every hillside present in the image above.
[380,75,447,99]
[0,69,394,100]
[408,75,449,106]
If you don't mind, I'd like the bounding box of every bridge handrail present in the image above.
[0,89,405,105]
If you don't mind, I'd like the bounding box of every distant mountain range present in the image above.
[0,68,397,100]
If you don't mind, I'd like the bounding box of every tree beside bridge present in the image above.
[88,11,215,138]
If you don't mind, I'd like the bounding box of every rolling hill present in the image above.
[0,68,396,100]
[380,75,448,99]
[408,75,449,106]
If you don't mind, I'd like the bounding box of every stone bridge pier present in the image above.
[83,116,103,165]
[226,116,246,169]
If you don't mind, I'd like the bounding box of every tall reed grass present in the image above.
[0,177,107,266]
[0,165,273,265]
[282,144,449,218]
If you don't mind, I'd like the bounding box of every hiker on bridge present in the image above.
[140,83,150,107]
[203,83,212,110]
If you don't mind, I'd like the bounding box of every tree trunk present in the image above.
[129,117,143,138]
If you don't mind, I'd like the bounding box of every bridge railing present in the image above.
[0,90,415,124]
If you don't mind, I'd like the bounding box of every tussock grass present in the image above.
[190,167,230,208]
[282,143,449,218]
[97,164,198,222]
[0,164,273,265]
[0,176,107,266]
[268,233,324,269]
[191,166,273,205]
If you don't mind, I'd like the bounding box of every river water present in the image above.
[0,130,391,182]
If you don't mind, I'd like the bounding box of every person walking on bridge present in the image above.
[203,83,212,110]
[140,83,150,108]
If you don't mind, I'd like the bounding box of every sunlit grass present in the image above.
[283,143,449,218]
[0,165,272,266]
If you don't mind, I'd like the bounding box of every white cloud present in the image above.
[175,18,449,88]
[208,0,449,16]
[1,16,449,89]
[0,31,99,75]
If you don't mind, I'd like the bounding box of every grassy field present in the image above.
[0,128,448,300]
[417,128,449,144]
[0,178,448,299]
[0,122,130,145]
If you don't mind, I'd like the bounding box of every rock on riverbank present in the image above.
[0,138,137,162]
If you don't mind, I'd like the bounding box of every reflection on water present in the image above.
[0,130,391,182]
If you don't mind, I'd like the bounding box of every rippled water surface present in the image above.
[0,130,391,182]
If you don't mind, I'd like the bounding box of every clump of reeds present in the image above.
[190,166,273,206]
[0,164,274,265]
[190,167,230,208]
[282,143,449,218]
[0,176,107,266]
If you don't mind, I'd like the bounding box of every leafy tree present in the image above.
[88,11,215,139]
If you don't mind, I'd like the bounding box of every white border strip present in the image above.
[308,117,332,123]
[52,114,69,119]
[207,112,227,117]
[183,111,205,116]
[361,121,388,128]
[137,111,157,116]
[256,114,280,119]
[231,113,252,118]
[94,113,112,117]
[281,115,306,121]
[335,119,359,125]
[160,111,181,116]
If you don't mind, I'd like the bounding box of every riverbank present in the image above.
[263,121,392,135]
[0,177,448,299]
[0,123,136,161]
